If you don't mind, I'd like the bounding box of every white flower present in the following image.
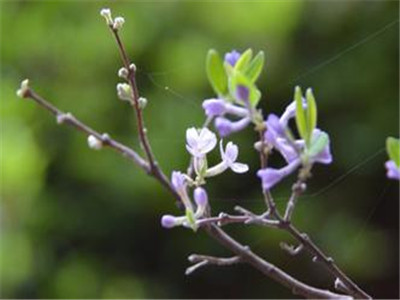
[87,135,103,150]
[205,141,249,177]
[16,79,29,98]
[113,16,125,30]
[185,127,217,158]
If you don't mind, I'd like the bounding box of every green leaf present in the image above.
[386,137,400,167]
[244,51,265,83]
[308,131,329,157]
[306,88,317,140]
[234,48,253,72]
[229,70,260,107]
[295,86,307,142]
[206,49,228,96]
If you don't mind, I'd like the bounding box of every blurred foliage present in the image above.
[0,1,398,298]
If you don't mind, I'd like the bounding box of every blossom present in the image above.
[215,117,251,137]
[257,158,301,190]
[224,50,240,66]
[186,127,217,158]
[202,98,249,118]
[205,141,249,177]
[113,16,125,30]
[385,160,400,180]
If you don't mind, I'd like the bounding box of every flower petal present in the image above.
[231,162,249,173]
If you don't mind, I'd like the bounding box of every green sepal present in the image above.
[295,86,307,142]
[306,88,317,144]
[185,208,197,232]
[234,48,253,72]
[386,137,400,167]
[206,49,228,96]
[245,51,265,83]
[308,131,329,158]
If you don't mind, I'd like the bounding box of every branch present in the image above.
[19,87,350,299]
[186,254,241,275]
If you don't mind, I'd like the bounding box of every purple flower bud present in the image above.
[257,159,301,190]
[385,160,400,180]
[171,171,186,193]
[224,50,240,66]
[310,129,333,165]
[161,215,177,229]
[194,187,208,207]
[214,116,251,137]
[202,99,226,117]
[236,85,249,102]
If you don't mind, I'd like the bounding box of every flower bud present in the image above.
[194,187,208,207]
[87,135,103,150]
[16,79,30,98]
[129,63,137,72]
[116,83,132,101]
[118,67,128,79]
[161,215,177,229]
[138,97,147,109]
[100,8,113,25]
[113,16,125,30]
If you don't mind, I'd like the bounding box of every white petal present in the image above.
[231,162,249,173]
[199,131,217,154]
[186,145,199,157]
[225,142,238,163]
[186,127,199,148]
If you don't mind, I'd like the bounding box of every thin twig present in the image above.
[186,254,241,275]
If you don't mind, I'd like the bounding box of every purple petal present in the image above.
[224,50,240,66]
[385,160,400,180]
[202,99,226,117]
[257,168,284,190]
[236,85,249,102]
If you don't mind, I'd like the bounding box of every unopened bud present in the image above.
[116,83,132,101]
[87,135,103,150]
[113,16,125,30]
[16,79,30,98]
[100,8,113,25]
[129,63,136,72]
[161,215,178,229]
[138,97,147,109]
[118,67,128,79]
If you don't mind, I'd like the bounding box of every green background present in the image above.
[1,0,399,298]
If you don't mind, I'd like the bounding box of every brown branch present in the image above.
[186,254,241,275]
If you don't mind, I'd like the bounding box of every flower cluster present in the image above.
[257,87,332,190]
[161,127,248,230]
[202,49,265,137]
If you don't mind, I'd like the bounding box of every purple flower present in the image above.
[266,113,286,137]
[236,85,249,102]
[385,160,400,180]
[310,129,333,165]
[161,215,177,229]
[215,117,251,137]
[171,171,186,193]
[194,187,208,207]
[225,50,240,66]
[202,99,226,117]
[257,158,301,190]
[186,127,217,158]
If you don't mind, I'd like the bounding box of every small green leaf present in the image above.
[234,48,253,72]
[306,88,317,141]
[206,49,228,96]
[295,86,307,142]
[308,132,329,157]
[245,51,265,82]
[386,137,400,167]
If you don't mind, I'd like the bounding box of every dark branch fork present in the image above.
[17,17,371,299]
